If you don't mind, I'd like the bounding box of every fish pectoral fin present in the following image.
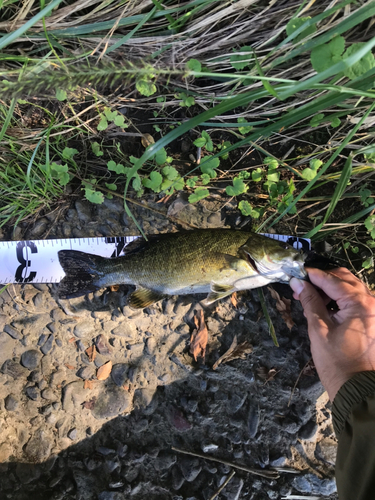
[128,287,166,309]
[222,254,251,273]
[203,283,235,305]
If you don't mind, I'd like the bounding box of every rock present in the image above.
[4,394,18,411]
[74,322,95,339]
[202,444,218,453]
[221,477,244,500]
[38,378,47,390]
[24,428,53,462]
[111,363,128,387]
[171,465,185,490]
[133,387,157,414]
[21,349,42,370]
[33,292,44,307]
[29,218,48,238]
[68,428,78,440]
[1,359,28,379]
[40,334,54,354]
[62,381,89,413]
[293,474,337,495]
[77,366,95,380]
[0,442,12,462]
[179,457,202,482]
[41,388,55,400]
[95,334,112,355]
[75,200,92,222]
[248,403,259,438]
[227,393,247,414]
[299,419,318,441]
[111,322,137,338]
[154,451,177,471]
[166,406,192,431]
[50,368,66,386]
[4,324,22,340]
[94,353,107,368]
[316,438,337,465]
[92,387,131,419]
[29,370,43,383]
[25,386,40,401]
[15,463,42,484]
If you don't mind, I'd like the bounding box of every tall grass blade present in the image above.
[258,288,279,347]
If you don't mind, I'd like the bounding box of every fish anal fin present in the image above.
[128,287,165,309]
[203,283,235,305]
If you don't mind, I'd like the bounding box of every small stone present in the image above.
[94,353,107,368]
[4,324,22,340]
[248,403,259,438]
[2,360,29,379]
[293,474,337,495]
[133,418,149,433]
[46,322,57,333]
[38,379,47,390]
[299,420,318,441]
[221,477,244,500]
[29,370,43,383]
[74,322,95,339]
[95,334,112,355]
[24,428,52,462]
[171,466,185,490]
[25,386,39,401]
[21,350,42,370]
[0,442,12,462]
[154,452,177,472]
[38,334,48,346]
[75,200,92,222]
[166,406,192,431]
[68,428,78,440]
[41,404,53,415]
[111,323,137,338]
[316,438,337,465]
[33,292,44,307]
[111,363,128,387]
[92,387,131,419]
[4,394,18,411]
[202,444,218,453]
[77,366,95,380]
[62,381,89,413]
[15,463,42,484]
[40,334,54,354]
[41,388,55,400]
[179,457,202,482]
[227,393,247,414]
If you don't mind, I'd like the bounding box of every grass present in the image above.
[0,0,375,270]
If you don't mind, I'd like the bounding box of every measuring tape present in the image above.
[0,234,311,285]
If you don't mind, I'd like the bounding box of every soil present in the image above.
[0,196,339,500]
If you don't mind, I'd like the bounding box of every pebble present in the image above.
[248,403,259,438]
[40,334,54,354]
[41,388,55,400]
[227,392,247,414]
[94,353,107,367]
[21,349,42,370]
[62,381,89,413]
[38,333,48,346]
[38,379,47,390]
[29,370,43,383]
[4,324,22,340]
[95,334,112,355]
[92,387,131,419]
[179,457,202,482]
[77,366,95,380]
[24,428,52,462]
[154,451,177,471]
[33,292,44,307]
[68,428,78,440]
[202,444,218,453]
[293,474,337,495]
[111,322,137,338]
[111,363,128,387]
[25,386,40,401]
[299,419,318,441]
[171,466,185,490]
[1,359,28,379]
[75,200,92,222]
[316,438,337,465]
[5,394,18,411]
[221,477,244,500]
[74,322,95,339]
[15,463,42,484]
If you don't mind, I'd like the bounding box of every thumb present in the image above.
[290,278,333,329]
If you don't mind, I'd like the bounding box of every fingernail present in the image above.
[290,278,305,295]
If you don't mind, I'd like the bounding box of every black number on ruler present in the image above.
[15,241,38,283]
[286,237,310,251]
[105,237,126,257]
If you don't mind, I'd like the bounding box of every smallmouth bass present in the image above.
[58,229,307,308]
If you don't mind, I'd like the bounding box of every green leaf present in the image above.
[286,17,317,43]
[362,257,373,269]
[132,174,142,192]
[310,36,345,73]
[309,113,325,127]
[186,177,198,188]
[238,200,253,216]
[142,171,163,192]
[343,42,375,80]
[92,142,103,157]
[162,166,178,180]
[178,92,195,107]
[187,59,201,72]
[56,88,67,101]
[107,160,127,175]
[237,117,253,135]
[238,171,250,179]
[97,115,108,131]
[200,173,211,185]
[62,147,78,160]
[104,107,117,121]
[200,156,220,178]
[193,137,206,147]
[252,168,263,182]
[84,188,104,204]
[226,177,248,197]
[155,147,167,165]
[267,170,280,182]
[264,157,279,169]
[330,117,341,128]
[136,78,157,96]
[365,152,375,163]
[202,131,213,152]
[114,114,127,127]
[364,215,375,239]
[51,162,70,186]
[230,46,253,70]
[352,246,359,254]
[219,141,231,160]
[188,187,209,203]
[105,183,117,191]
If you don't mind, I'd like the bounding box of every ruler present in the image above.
[0,234,310,285]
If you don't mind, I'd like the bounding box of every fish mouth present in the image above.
[245,252,259,273]
[281,262,307,280]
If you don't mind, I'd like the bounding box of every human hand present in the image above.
[290,267,375,401]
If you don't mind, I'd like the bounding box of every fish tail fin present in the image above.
[58,250,106,298]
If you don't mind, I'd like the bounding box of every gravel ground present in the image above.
[0,196,338,500]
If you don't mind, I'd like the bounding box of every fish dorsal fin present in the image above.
[203,283,235,305]
[128,287,165,309]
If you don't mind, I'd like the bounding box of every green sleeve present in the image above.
[332,371,375,500]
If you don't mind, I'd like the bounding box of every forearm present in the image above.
[333,371,375,500]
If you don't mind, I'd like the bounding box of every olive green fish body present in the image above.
[58,229,306,308]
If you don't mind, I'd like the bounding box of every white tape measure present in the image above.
[0,234,310,284]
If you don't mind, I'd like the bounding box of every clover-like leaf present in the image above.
[309,113,325,127]
[84,188,104,204]
[62,147,78,160]
[330,117,341,128]
[310,36,345,73]
[186,176,198,188]
[136,78,157,96]
[107,160,127,175]
[238,171,250,179]
[97,115,108,131]
[200,173,210,185]
[142,171,163,192]
[162,166,178,180]
[252,168,263,182]
[114,114,127,127]
[230,45,253,70]
[56,88,67,101]
[200,156,220,178]
[264,157,279,169]
[104,108,117,121]
[92,142,103,157]
[226,177,248,197]
[187,59,202,72]
[237,117,253,135]
[362,257,374,269]
[238,200,261,218]
[132,174,142,192]
[301,158,323,181]
[105,183,117,191]
[194,137,206,147]
[343,42,375,80]
[51,162,70,186]
[155,147,167,165]
[286,17,316,43]
[188,187,209,203]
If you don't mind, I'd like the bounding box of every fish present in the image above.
[57,229,307,308]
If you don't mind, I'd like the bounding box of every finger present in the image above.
[305,268,367,304]
[290,278,333,331]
